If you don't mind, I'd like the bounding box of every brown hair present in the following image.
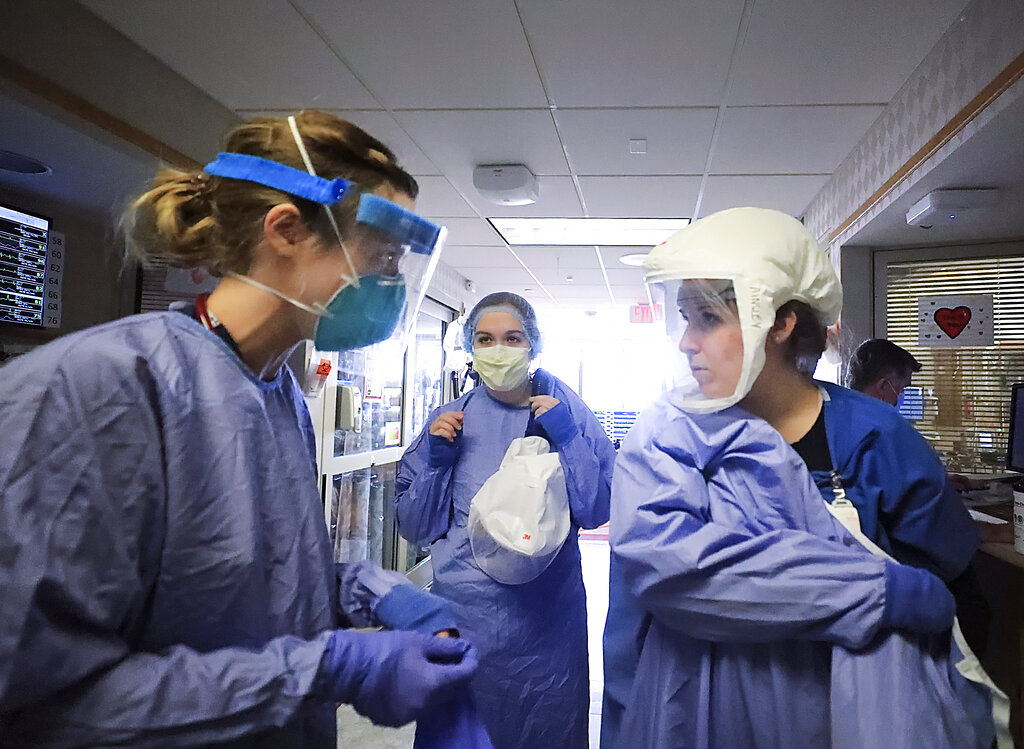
[776,300,828,376]
[124,110,418,275]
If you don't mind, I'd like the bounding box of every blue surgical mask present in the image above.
[313,274,406,350]
[227,269,407,352]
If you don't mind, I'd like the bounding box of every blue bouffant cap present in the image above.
[463,292,542,356]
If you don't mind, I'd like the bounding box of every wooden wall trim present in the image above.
[829,47,1024,243]
[0,52,200,171]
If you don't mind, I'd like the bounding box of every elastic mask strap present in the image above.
[286,115,360,288]
[227,271,329,318]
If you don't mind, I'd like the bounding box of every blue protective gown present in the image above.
[601,390,985,749]
[395,374,615,749]
[812,382,977,581]
[0,312,405,748]
[602,397,892,749]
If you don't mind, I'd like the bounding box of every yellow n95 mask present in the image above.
[472,345,531,392]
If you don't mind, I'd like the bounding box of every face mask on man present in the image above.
[472,345,531,391]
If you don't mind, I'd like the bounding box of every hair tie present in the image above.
[188,172,212,197]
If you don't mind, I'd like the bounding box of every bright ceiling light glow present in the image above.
[489,217,689,246]
[618,253,648,267]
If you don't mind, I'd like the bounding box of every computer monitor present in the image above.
[897,386,924,421]
[1007,383,1024,473]
[0,203,51,328]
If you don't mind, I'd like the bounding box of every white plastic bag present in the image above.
[468,436,570,585]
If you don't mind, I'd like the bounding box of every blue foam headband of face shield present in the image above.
[356,193,442,255]
[203,152,349,205]
[203,152,443,255]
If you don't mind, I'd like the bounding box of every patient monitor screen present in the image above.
[0,204,50,327]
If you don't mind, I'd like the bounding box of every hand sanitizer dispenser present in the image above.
[337,384,362,432]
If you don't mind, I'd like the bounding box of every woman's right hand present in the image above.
[429,411,464,443]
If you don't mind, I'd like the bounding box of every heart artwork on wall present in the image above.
[918,295,993,348]
[933,306,972,339]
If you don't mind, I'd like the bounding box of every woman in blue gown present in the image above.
[396,292,616,749]
[601,208,985,749]
[0,111,476,747]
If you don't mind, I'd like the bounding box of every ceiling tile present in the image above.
[442,218,507,247]
[729,0,970,105]
[531,268,598,287]
[413,176,476,218]
[293,0,548,108]
[395,109,569,178]
[556,108,718,175]
[472,285,557,306]
[712,105,884,174]
[544,284,616,301]
[81,0,378,109]
[460,267,540,287]
[440,245,519,269]
[612,284,656,304]
[699,175,830,217]
[517,0,746,106]
[604,268,647,286]
[531,267,643,287]
[579,176,702,218]
[506,246,604,270]
[235,109,441,175]
[471,281,541,297]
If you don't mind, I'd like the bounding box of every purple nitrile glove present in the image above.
[315,629,478,727]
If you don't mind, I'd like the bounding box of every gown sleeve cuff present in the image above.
[428,433,460,468]
[535,402,580,447]
[373,584,459,635]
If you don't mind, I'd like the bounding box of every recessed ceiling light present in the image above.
[489,217,689,247]
[0,149,51,175]
[618,253,648,267]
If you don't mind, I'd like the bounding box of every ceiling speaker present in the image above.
[473,164,539,206]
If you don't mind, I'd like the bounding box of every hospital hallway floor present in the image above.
[335,537,612,748]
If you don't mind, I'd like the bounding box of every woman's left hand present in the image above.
[529,396,560,417]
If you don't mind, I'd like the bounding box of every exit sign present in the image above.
[629,304,662,323]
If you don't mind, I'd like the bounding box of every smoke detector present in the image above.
[905,188,999,228]
[473,164,538,206]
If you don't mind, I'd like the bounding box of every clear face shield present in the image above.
[650,277,751,413]
[203,116,446,352]
[337,190,448,350]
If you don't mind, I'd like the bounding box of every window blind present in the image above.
[138,259,191,313]
[885,255,1024,472]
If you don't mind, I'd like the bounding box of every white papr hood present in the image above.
[643,207,842,414]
